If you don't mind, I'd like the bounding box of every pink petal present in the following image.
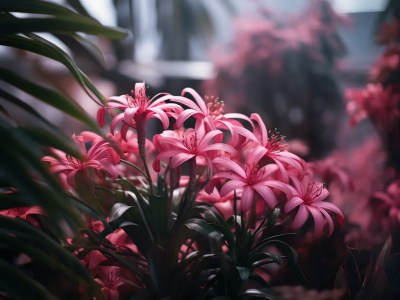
[203,143,235,154]
[110,113,125,135]
[96,107,107,128]
[175,109,202,128]
[135,82,146,98]
[320,209,334,236]
[197,130,223,150]
[250,113,268,145]
[291,204,308,229]
[253,184,277,207]
[181,87,207,114]
[308,206,325,237]
[220,180,246,196]
[170,153,195,168]
[264,180,292,195]
[213,157,246,178]
[171,95,201,112]
[314,202,344,220]
[124,107,139,123]
[285,196,304,213]
[151,107,170,129]
[240,186,254,211]
[313,188,329,203]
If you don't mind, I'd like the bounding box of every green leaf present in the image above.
[20,127,81,158]
[149,194,169,240]
[3,33,105,104]
[0,68,99,130]
[0,258,56,300]
[0,87,58,129]
[0,16,128,39]
[0,117,81,230]
[0,216,99,295]
[0,0,90,18]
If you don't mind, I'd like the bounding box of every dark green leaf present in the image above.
[0,258,56,300]
[0,68,99,130]
[0,16,128,39]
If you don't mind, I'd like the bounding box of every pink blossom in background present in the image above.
[373,180,400,225]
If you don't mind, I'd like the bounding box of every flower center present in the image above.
[265,129,287,153]
[205,95,224,118]
[303,181,325,204]
[127,92,148,111]
[244,163,265,184]
[182,131,198,152]
[66,154,83,168]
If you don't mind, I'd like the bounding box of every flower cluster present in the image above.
[44,83,343,235]
[40,83,343,299]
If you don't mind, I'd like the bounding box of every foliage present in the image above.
[0,0,127,298]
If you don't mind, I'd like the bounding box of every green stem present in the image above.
[137,119,154,195]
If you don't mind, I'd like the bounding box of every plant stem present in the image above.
[137,119,154,195]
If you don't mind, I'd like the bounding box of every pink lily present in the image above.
[153,125,235,173]
[97,82,182,140]
[248,113,305,181]
[171,88,253,143]
[284,175,344,236]
[211,147,291,211]
[42,132,120,189]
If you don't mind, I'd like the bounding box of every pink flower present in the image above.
[42,132,120,189]
[248,113,305,181]
[211,147,291,211]
[373,180,400,225]
[284,176,344,236]
[153,125,235,172]
[171,88,252,140]
[97,82,182,140]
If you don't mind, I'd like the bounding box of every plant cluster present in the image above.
[15,82,344,299]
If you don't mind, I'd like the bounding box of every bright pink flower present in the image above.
[153,125,235,172]
[284,175,344,236]
[171,88,252,140]
[111,130,154,159]
[97,82,182,140]
[211,148,291,211]
[248,113,305,181]
[42,132,120,189]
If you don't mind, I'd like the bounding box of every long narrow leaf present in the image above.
[0,68,99,130]
[0,258,56,300]
[0,17,128,39]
